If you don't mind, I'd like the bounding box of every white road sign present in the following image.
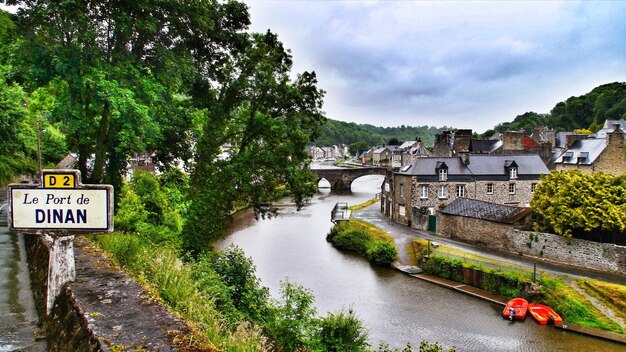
[8,186,113,233]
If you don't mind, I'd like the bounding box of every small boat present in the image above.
[528,303,563,325]
[502,298,528,321]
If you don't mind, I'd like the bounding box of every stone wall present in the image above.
[595,130,626,175]
[438,213,626,274]
[25,235,192,351]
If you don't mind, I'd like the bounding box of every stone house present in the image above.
[554,123,626,175]
[306,146,325,160]
[372,145,399,166]
[359,148,374,164]
[382,154,549,229]
[389,140,431,168]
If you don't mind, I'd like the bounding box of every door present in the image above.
[428,215,437,232]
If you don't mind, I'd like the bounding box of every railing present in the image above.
[331,202,351,223]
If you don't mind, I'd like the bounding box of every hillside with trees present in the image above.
[314,118,449,147]
[483,82,626,136]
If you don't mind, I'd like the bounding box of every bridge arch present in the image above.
[311,167,388,191]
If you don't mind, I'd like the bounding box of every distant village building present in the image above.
[381,154,549,230]
[306,146,325,160]
[373,145,399,166]
[554,123,626,175]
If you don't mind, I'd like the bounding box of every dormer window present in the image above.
[563,152,573,160]
[577,152,589,164]
[436,161,448,181]
[439,169,448,181]
[505,160,518,180]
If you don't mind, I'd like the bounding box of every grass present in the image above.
[347,219,394,242]
[575,279,626,325]
[539,277,624,333]
[411,239,533,273]
[348,198,380,211]
[90,234,269,351]
[417,242,625,334]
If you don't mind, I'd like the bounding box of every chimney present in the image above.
[607,123,625,149]
[533,127,541,143]
[502,131,524,151]
[565,134,586,148]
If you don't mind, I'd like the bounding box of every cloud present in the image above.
[244,0,626,132]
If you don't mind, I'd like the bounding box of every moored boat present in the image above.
[528,303,563,325]
[502,298,528,321]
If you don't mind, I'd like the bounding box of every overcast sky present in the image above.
[244,0,626,133]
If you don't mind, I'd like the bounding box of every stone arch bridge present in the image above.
[312,167,389,190]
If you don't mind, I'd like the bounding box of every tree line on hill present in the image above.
[314,82,626,148]
[314,119,449,147]
[483,82,626,137]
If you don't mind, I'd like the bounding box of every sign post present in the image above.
[7,169,113,313]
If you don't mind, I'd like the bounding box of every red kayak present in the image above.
[528,303,563,324]
[502,298,528,321]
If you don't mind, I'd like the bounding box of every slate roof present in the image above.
[469,139,502,153]
[398,141,418,150]
[374,145,400,154]
[397,155,549,176]
[440,198,532,224]
[554,138,606,165]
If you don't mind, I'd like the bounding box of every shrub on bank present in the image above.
[327,221,398,266]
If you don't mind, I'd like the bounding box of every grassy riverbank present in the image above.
[415,241,625,334]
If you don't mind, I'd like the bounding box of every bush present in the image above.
[266,280,318,351]
[328,221,397,266]
[368,242,398,266]
[316,307,370,352]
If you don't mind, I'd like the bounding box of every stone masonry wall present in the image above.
[438,214,626,274]
[595,131,626,175]
[25,235,192,351]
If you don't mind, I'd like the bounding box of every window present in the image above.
[510,167,518,179]
[439,169,448,181]
[531,183,538,193]
[438,185,448,199]
[486,183,494,194]
[399,184,404,197]
[420,185,428,199]
[509,183,516,194]
[456,185,465,197]
[399,205,406,216]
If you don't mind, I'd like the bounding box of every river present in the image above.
[0,196,45,351]
[217,175,625,351]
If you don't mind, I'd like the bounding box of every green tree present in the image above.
[184,31,326,255]
[349,141,370,156]
[8,0,250,193]
[531,171,626,240]
[387,137,402,145]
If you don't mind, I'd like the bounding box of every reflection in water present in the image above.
[218,175,625,351]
